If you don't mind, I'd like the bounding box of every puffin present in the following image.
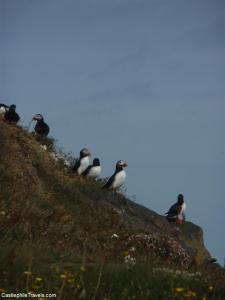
[4,104,20,124]
[102,160,128,190]
[83,158,101,178]
[32,114,50,137]
[177,194,186,224]
[165,194,186,224]
[72,148,91,175]
[0,103,9,114]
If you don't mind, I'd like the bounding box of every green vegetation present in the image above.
[1,261,225,299]
[0,117,224,299]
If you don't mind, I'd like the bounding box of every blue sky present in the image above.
[1,0,224,264]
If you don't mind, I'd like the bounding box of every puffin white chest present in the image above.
[0,107,6,114]
[87,166,101,178]
[77,156,90,175]
[178,203,186,220]
[181,203,186,213]
[112,170,126,189]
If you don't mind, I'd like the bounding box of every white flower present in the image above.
[111,233,119,239]
[124,255,136,266]
[64,160,71,167]
[40,145,47,151]
[129,247,136,252]
[50,152,58,161]
[112,208,124,215]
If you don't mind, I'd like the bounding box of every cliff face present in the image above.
[103,196,211,266]
[0,117,212,272]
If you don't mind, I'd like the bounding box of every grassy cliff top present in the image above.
[0,117,224,299]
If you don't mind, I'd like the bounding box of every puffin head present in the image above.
[116,160,128,170]
[177,194,184,205]
[80,148,91,158]
[9,104,16,112]
[32,114,44,121]
[93,158,100,166]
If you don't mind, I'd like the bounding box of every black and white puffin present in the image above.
[83,158,101,178]
[0,103,9,114]
[72,148,91,175]
[165,194,187,224]
[32,114,50,137]
[102,160,128,190]
[4,104,20,124]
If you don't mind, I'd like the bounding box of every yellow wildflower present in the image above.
[67,279,74,284]
[187,290,196,297]
[175,287,185,292]
[80,266,86,272]
[24,271,32,276]
[60,274,67,279]
[202,297,207,300]
[64,270,73,278]
[35,277,43,282]
[76,284,81,289]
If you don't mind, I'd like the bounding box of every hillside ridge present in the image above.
[1,117,224,297]
[0,118,211,264]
